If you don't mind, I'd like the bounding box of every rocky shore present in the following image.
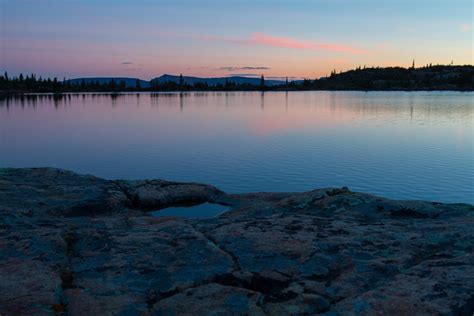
[0,168,473,315]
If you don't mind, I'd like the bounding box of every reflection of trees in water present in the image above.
[0,92,472,121]
[150,92,192,111]
[0,93,127,109]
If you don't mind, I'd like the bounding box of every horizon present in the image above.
[3,63,473,82]
[1,0,472,79]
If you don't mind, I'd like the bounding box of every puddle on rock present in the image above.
[151,202,229,219]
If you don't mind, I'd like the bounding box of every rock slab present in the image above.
[0,168,473,315]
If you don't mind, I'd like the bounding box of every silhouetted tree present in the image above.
[1,65,472,93]
[260,75,265,90]
[224,78,229,89]
[302,78,312,89]
[136,79,141,89]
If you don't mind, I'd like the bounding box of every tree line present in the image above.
[1,65,472,93]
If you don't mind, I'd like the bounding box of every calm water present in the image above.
[151,203,229,218]
[0,92,473,204]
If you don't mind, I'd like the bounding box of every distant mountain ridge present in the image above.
[67,75,286,88]
[151,74,285,86]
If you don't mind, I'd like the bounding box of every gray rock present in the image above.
[0,168,473,315]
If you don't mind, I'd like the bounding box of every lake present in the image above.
[0,91,472,204]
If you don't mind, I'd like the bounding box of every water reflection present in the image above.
[0,92,472,203]
[2,92,471,119]
[1,92,472,134]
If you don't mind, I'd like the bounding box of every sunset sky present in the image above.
[1,0,472,80]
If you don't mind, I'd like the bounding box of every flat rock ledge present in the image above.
[0,168,473,315]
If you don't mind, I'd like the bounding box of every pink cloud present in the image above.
[249,33,368,55]
[192,32,367,55]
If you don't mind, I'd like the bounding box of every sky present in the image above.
[0,0,472,80]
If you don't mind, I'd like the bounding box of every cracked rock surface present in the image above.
[0,168,473,315]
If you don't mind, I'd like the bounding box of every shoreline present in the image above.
[1,88,474,96]
[1,167,473,314]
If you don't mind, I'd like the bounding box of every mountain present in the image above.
[66,75,286,88]
[67,77,150,88]
[151,74,285,86]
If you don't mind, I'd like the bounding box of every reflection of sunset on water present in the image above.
[1,91,472,205]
